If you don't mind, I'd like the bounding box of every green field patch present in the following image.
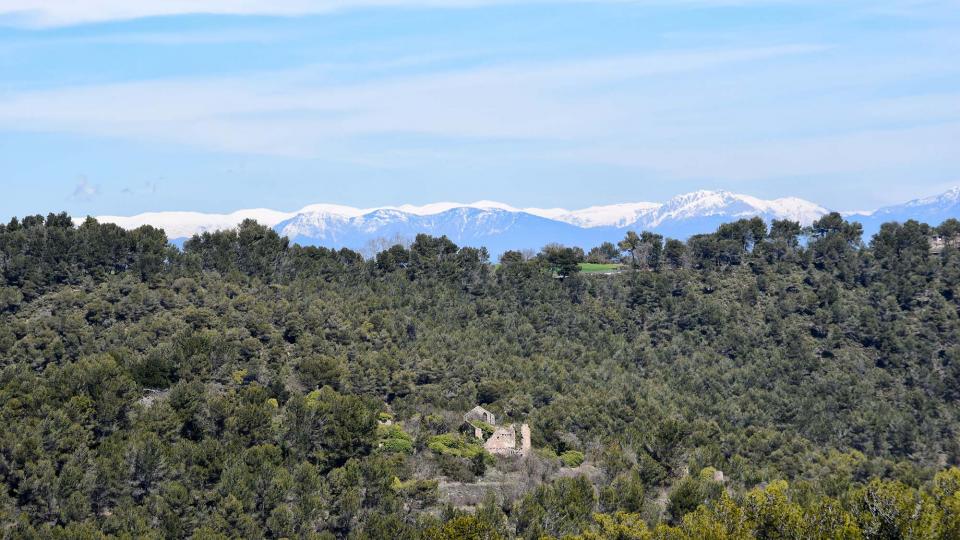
[578,262,623,273]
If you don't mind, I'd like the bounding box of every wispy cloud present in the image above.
[58,28,292,46]
[70,176,100,200]
[3,0,525,27]
[0,35,956,185]
[556,122,960,180]
[0,44,825,151]
[4,0,951,28]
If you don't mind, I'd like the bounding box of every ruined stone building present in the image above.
[464,405,496,425]
[930,235,960,254]
[483,423,531,457]
[462,406,531,457]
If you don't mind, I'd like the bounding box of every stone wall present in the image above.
[484,425,518,456]
[483,423,532,457]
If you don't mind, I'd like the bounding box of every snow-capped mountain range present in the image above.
[93,188,960,255]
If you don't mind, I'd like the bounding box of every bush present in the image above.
[391,476,439,499]
[428,433,488,459]
[424,413,446,434]
[298,355,344,390]
[560,450,585,468]
[472,420,496,438]
[437,455,479,483]
[667,473,723,523]
[535,447,559,461]
[377,424,414,454]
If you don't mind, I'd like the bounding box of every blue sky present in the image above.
[1,0,958,218]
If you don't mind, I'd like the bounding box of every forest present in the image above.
[2,211,960,539]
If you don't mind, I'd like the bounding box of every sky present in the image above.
[0,0,958,219]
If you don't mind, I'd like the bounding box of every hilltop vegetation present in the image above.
[2,212,960,538]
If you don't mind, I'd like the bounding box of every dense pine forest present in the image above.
[3,212,960,539]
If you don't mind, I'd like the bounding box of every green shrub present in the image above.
[437,455,478,483]
[391,476,439,499]
[377,423,414,454]
[428,433,488,459]
[535,447,559,461]
[560,450,585,468]
[298,355,344,390]
[667,473,723,523]
[471,420,496,438]
[424,413,446,434]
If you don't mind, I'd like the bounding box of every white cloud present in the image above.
[0,40,955,183]
[0,0,529,27]
[556,122,960,180]
[0,44,824,154]
[3,0,938,28]
[1,0,327,27]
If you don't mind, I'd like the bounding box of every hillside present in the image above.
[2,212,960,538]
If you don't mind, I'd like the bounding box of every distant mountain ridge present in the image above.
[92,188,960,255]
[276,207,614,257]
[855,187,960,238]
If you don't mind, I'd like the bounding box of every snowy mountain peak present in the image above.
[660,189,736,211]
[94,208,296,240]
[738,195,829,224]
[905,186,960,208]
[552,202,662,228]
[92,190,833,245]
[646,190,825,228]
[865,185,960,219]
[850,185,960,238]
[295,204,366,218]
[381,201,516,216]
[83,187,960,255]
[80,186,960,256]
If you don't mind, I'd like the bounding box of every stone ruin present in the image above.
[464,405,496,425]
[463,406,531,458]
[930,235,960,254]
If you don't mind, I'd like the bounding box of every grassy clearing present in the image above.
[578,262,623,273]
